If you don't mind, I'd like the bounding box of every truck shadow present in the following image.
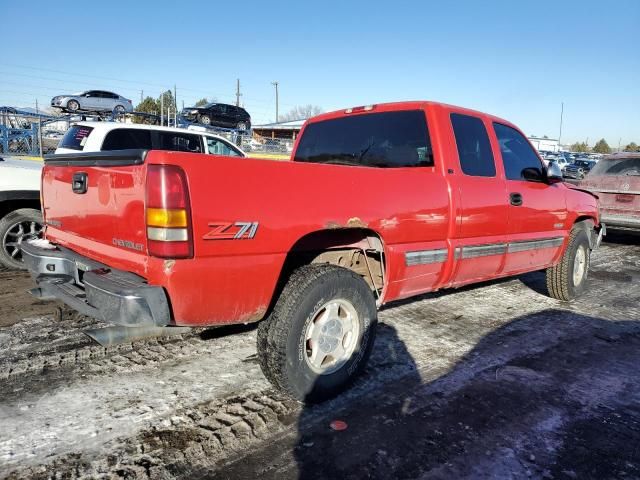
[292,309,640,479]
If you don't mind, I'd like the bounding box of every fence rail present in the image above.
[0,110,295,158]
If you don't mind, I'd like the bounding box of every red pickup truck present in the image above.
[23,101,604,402]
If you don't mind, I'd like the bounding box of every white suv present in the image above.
[0,157,43,269]
[55,122,247,157]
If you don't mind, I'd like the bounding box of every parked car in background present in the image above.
[554,157,570,172]
[51,91,133,114]
[0,157,42,269]
[578,152,640,230]
[181,103,251,131]
[55,122,246,157]
[564,159,597,179]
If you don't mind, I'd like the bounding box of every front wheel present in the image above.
[66,99,80,112]
[546,224,592,301]
[198,115,211,125]
[257,264,377,403]
[0,208,43,270]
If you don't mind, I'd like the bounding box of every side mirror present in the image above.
[546,162,564,184]
[522,167,544,182]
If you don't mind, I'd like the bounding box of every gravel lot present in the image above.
[0,231,638,479]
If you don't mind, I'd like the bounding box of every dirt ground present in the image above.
[0,231,638,479]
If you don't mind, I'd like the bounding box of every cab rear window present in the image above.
[59,126,94,151]
[294,110,434,168]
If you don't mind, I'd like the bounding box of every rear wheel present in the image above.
[236,121,248,131]
[199,115,211,125]
[66,100,80,112]
[0,208,43,270]
[113,105,126,115]
[257,264,377,403]
[546,224,591,300]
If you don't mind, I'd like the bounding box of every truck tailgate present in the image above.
[41,149,149,274]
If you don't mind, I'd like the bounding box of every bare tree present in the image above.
[278,105,323,122]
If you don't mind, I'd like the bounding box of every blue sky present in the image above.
[1,0,638,146]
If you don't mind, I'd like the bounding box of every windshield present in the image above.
[589,157,640,176]
[294,110,433,168]
[573,160,593,167]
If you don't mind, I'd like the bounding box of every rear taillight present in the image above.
[146,164,193,259]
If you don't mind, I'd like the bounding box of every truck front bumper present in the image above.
[21,241,171,327]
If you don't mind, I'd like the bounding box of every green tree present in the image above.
[592,138,611,154]
[570,142,589,153]
[623,142,639,152]
[158,90,176,113]
[194,98,209,107]
[133,96,159,123]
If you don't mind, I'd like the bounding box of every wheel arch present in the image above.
[275,227,387,304]
[0,194,41,220]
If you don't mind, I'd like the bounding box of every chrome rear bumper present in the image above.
[21,241,171,327]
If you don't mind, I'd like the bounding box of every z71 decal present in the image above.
[203,222,259,240]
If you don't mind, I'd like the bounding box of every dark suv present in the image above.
[181,103,251,131]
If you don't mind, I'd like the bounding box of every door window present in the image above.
[494,123,543,180]
[450,114,496,177]
[158,132,203,153]
[206,137,242,156]
[102,129,152,150]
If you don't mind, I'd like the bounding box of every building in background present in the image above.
[527,136,560,152]
[252,119,305,140]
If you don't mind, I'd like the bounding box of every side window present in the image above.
[158,132,203,153]
[206,137,241,156]
[494,123,543,180]
[102,129,152,150]
[450,113,496,177]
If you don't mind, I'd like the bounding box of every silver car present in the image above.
[51,90,133,114]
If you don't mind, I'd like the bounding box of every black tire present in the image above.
[257,264,377,403]
[199,115,211,125]
[0,208,43,270]
[236,121,248,131]
[113,105,126,115]
[67,100,80,112]
[546,223,592,301]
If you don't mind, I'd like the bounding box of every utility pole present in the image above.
[558,102,564,147]
[271,81,279,123]
[160,93,164,127]
[618,137,622,152]
[140,90,143,103]
[235,79,242,107]
[35,99,39,114]
[174,84,177,112]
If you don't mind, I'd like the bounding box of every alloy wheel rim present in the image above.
[573,245,587,286]
[3,220,43,263]
[304,299,360,375]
